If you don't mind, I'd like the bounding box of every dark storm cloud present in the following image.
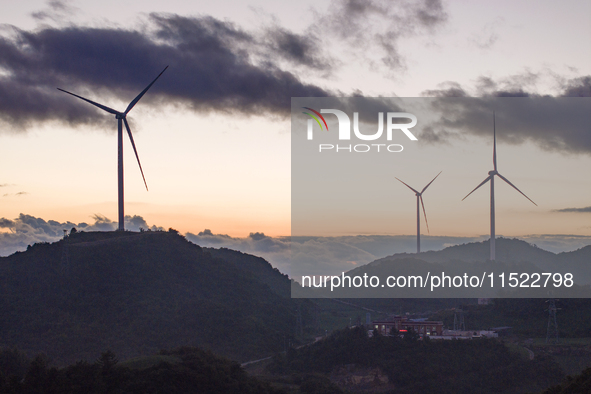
[0,0,450,131]
[323,0,447,39]
[554,206,591,213]
[426,73,590,99]
[318,0,447,69]
[421,76,591,154]
[264,27,332,71]
[561,76,591,98]
[293,96,406,127]
[422,81,468,97]
[425,72,543,98]
[0,13,330,131]
[418,125,456,144]
[0,218,14,228]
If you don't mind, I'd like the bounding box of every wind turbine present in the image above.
[58,66,168,231]
[462,112,537,261]
[395,172,441,253]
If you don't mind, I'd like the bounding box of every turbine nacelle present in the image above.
[488,170,497,176]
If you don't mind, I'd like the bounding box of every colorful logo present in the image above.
[302,107,329,131]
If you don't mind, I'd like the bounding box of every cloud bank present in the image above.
[419,95,591,155]
[0,213,163,256]
[1,215,589,275]
[554,206,591,213]
[1,1,588,156]
[0,13,330,131]
[0,0,451,132]
[186,230,591,277]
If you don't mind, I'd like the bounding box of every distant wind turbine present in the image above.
[395,172,442,253]
[462,112,537,261]
[58,66,168,231]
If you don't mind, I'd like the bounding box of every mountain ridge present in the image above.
[0,230,306,365]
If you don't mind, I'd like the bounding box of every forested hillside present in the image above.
[0,346,283,393]
[0,230,308,364]
[268,326,565,394]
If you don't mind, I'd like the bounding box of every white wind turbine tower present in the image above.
[58,66,168,231]
[462,112,537,261]
[395,172,441,253]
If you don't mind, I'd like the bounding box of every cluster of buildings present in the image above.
[371,316,500,340]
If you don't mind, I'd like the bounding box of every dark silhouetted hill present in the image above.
[204,248,290,298]
[0,230,306,365]
[268,326,564,394]
[0,346,285,394]
[379,238,559,265]
[541,366,591,394]
[364,237,591,284]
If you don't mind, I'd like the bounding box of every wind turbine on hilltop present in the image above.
[58,66,168,231]
[395,172,441,253]
[462,112,537,261]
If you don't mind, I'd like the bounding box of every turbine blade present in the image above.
[462,175,493,201]
[496,173,537,206]
[123,118,148,191]
[493,111,497,171]
[124,66,168,115]
[421,171,442,194]
[420,195,430,234]
[57,88,119,115]
[395,177,420,194]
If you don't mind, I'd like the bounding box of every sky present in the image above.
[0,0,590,273]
